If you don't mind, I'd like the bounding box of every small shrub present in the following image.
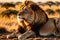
[46,9,55,14]
[0,27,8,34]
[0,10,18,17]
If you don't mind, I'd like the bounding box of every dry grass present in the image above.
[0,15,18,32]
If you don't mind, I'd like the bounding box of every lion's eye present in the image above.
[22,10,28,14]
[24,9,28,13]
[18,14,21,16]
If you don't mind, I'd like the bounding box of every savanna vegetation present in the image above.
[0,1,60,33]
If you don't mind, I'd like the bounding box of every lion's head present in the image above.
[17,1,48,27]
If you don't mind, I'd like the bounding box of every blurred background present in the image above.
[0,0,60,33]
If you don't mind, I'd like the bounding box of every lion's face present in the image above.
[17,6,35,25]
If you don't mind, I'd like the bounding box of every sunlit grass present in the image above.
[0,15,18,32]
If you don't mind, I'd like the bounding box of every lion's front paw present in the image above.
[18,31,35,40]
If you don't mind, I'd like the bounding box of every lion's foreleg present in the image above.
[18,20,36,40]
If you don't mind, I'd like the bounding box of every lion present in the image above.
[6,1,60,39]
[7,0,57,39]
[17,1,48,39]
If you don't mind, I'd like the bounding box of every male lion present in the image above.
[7,1,56,40]
[17,1,48,39]
[7,1,60,40]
